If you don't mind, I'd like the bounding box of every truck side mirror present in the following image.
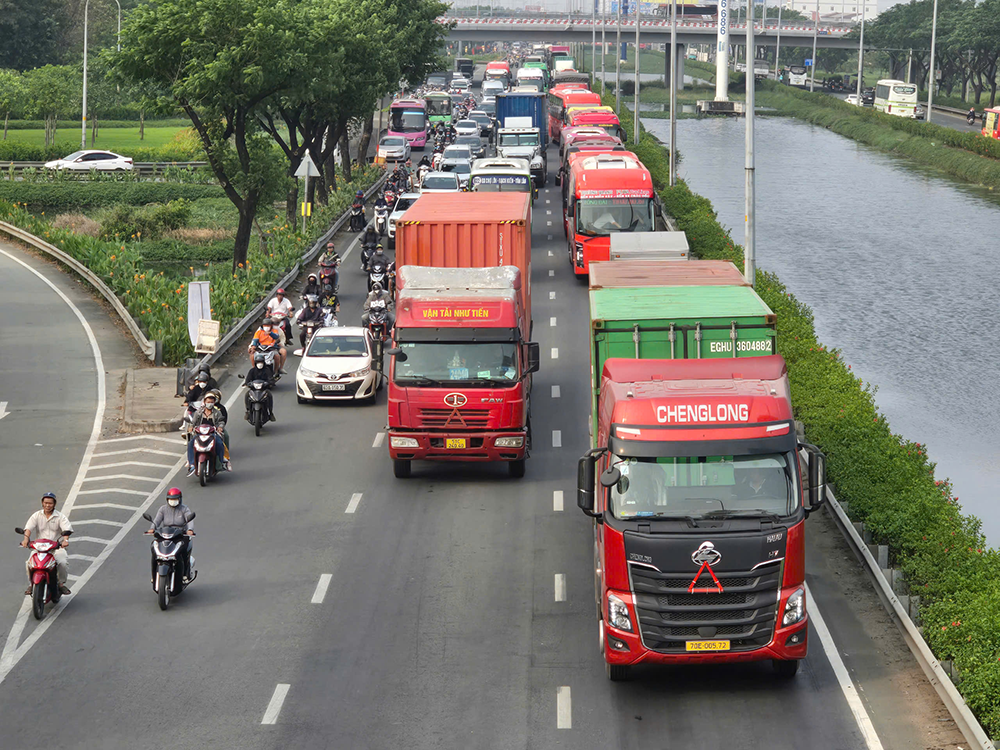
[524,342,540,375]
[801,443,827,516]
[566,203,574,218]
[577,455,597,515]
[554,170,562,187]
[385,347,407,362]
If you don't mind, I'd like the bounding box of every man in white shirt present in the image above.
[21,492,73,595]
[265,288,295,346]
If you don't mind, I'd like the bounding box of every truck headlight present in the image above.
[390,436,419,448]
[494,436,524,447]
[530,155,543,168]
[607,593,633,632]
[782,588,806,627]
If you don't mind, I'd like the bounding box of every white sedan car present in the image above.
[454,119,480,138]
[420,171,461,193]
[44,150,134,172]
[295,327,380,403]
[377,135,411,162]
[388,192,421,248]
[844,94,861,106]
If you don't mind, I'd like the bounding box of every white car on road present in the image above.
[388,192,421,248]
[296,327,380,403]
[420,171,461,193]
[44,150,134,172]
[377,135,411,162]
[844,94,862,106]
[454,119,480,138]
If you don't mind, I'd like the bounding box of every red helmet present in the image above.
[276,288,285,296]
[166,487,182,501]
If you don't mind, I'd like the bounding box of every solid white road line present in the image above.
[806,584,885,750]
[345,492,363,514]
[556,686,572,729]
[97,435,186,446]
[372,432,385,448]
[552,430,562,448]
[0,248,106,521]
[91,447,179,458]
[550,317,557,327]
[554,574,567,602]
[548,269,554,277]
[67,553,98,562]
[76,488,149,496]
[311,574,333,604]
[80,474,161,483]
[87,460,176,470]
[553,490,564,512]
[72,503,144,512]
[551,348,559,359]
[551,385,560,399]
[72,519,126,528]
[261,684,291,725]
[66,535,114,546]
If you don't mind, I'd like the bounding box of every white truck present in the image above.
[495,126,547,189]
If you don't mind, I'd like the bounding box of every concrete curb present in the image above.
[122,369,184,434]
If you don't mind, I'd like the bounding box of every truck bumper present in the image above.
[387,430,527,462]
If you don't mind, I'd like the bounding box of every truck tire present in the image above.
[606,662,630,682]
[393,459,411,478]
[508,459,525,478]
[772,659,799,678]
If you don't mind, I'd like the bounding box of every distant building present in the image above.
[781,0,877,21]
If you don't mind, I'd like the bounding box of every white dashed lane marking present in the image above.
[553,490,564,511]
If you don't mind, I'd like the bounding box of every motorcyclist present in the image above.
[249,317,287,374]
[295,294,327,348]
[374,192,390,212]
[243,353,276,423]
[186,388,230,475]
[20,492,72,596]
[365,242,390,274]
[184,362,217,393]
[350,190,366,231]
[362,281,395,330]
[183,369,216,406]
[968,107,977,122]
[265,288,295,346]
[360,224,380,269]
[301,272,322,300]
[418,154,432,170]
[145,488,195,583]
[318,242,341,293]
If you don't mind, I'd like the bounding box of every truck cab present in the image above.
[496,127,546,189]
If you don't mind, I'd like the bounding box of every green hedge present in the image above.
[0,182,224,209]
[1,119,189,130]
[605,87,1000,739]
[0,141,199,163]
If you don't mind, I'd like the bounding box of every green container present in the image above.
[588,285,777,437]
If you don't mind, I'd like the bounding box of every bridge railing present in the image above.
[438,16,853,35]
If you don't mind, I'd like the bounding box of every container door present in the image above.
[687,322,776,358]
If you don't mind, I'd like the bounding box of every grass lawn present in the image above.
[584,47,669,75]
[2,126,190,154]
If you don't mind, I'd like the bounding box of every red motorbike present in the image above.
[14,529,67,620]
[191,422,220,486]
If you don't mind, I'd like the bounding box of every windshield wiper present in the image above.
[631,512,701,527]
[396,375,446,386]
[702,509,783,523]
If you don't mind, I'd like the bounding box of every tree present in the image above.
[23,65,79,147]
[113,0,312,268]
[0,69,26,140]
[0,0,64,70]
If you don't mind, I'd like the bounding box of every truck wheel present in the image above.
[606,662,630,682]
[393,459,411,478]
[772,659,799,678]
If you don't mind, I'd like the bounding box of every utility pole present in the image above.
[669,0,677,185]
[809,0,819,92]
[715,0,730,101]
[745,0,755,286]
[906,48,913,84]
[633,3,641,145]
[774,3,782,80]
[855,0,866,102]
[927,0,938,124]
[601,0,607,89]
[592,0,597,78]
[616,0,623,112]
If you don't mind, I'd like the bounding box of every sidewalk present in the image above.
[122,368,187,433]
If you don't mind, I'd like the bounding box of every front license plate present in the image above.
[445,438,467,449]
[322,383,345,391]
[685,640,730,652]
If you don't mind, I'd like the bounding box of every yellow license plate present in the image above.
[445,438,467,449]
[685,640,730,652]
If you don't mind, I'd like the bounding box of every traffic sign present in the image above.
[804,58,813,67]
[294,152,320,178]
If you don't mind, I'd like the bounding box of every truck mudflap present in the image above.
[387,430,528,462]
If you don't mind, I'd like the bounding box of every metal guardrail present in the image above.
[0,220,162,364]
[822,476,995,750]
[194,170,389,371]
[3,161,208,176]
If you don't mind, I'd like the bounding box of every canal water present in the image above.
[642,115,1000,543]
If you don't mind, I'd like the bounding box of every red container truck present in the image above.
[387,193,539,478]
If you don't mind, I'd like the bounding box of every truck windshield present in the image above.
[390,109,426,133]
[607,454,798,520]
[500,133,539,147]
[394,342,518,385]
[577,198,654,235]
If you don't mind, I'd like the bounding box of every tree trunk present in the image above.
[3,112,7,141]
[323,124,338,194]
[140,110,145,141]
[233,204,255,270]
[338,132,351,182]
[357,111,374,168]
[91,114,97,146]
[52,115,58,147]
[285,182,298,225]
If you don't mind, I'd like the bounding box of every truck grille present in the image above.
[417,408,492,429]
[630,563,781,653]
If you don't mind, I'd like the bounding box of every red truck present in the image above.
[387,193,539,478]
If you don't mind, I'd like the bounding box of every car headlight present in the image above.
[390,436,419,448]
[608,593,633,632]
[782,588,806,627]
[299,367,318,378]
[494,436,523,447]
[344,366,371,378]
[530,155,543,168]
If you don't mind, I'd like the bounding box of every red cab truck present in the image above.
[387,193,539,478]
[576,265,826,680]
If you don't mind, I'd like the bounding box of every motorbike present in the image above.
[255,342,280,382]
[384,187,397,208]
[180,399,202,440]
[141,513,196,611]
[360,236,378,271]
[374,204,389,236]
[349,202,365,232]
[367,258,389,293]
[321,299,339,327]
[243,378,273,436]
[191,422,220,486]
[14,529,67,620]
[417,164,430,186]
[319,259,339,296]
[968,112,978,125]
[270,310,293,348]
[367,300,390,372]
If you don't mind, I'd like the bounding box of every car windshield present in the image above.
[457,120,477,130]
[394,342,518,385]
[442,161,471,175]
[456,136,481,150]
[577,198,654,235]
[390,109,426,133]
[472,173,530,192]
[443,147,471,160]
[308,335,367,357]
[393,197,417,213]
[381,137,406,147]
[499,133,539,147]
[608,454,797,520]
[480,103,496,116]
[422,174,458,190]
[62,151,86,161]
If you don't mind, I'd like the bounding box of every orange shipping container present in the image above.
[395,192,532,331]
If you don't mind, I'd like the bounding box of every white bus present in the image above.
[470,158,535,201]
[874,79,918,118]
[787,65,808,87]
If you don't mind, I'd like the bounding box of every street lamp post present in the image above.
[745,0,755,285]
[633,3,640,145]
[82,0,123,150]
[601,0,607,89]
[855,0,866,103]
[809,0,819,92]
[927,0,938,124]
[669,0,677,186]
[774,3,782,80]
[592,0,597,77]
[616,0,623,112]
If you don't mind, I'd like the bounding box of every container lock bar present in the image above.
[668,323,676,360]
[730,321,738,359]
[695,323,702,359]
[632,324,640,359]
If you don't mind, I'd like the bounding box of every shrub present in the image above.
[51,212,101,237]
[0,140,200,162]
[99,200,192,242]
[0,182,224,209]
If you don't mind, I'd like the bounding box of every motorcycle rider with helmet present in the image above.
[20,492,73,596]
[243,353,276,423]
[186,389,230,475]
[249,317,287,374]
[265,288,295,346]
[295,294,327,348]
[362,281,395,331]
[318,242,341,293]
[360,224,380,269]
[301,272,322,301]
[183,368,217,406]
[145,488,195,583]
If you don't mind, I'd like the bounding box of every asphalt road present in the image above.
[0,153,961,749]
[829,91,983,132]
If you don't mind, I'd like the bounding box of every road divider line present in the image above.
[76,488,148,496]
[87,460,176,470]
[97,435,186,446]
[551,385,560,399]
[91,447,179,458]
[546,210,552,215]
[548,269,554,277]
[372,432,385,448]
[556,686,572,729]
[553,490,564,511]
[547,220,552,226]
[551,348,559,359]
[261,684,291,725]
[550,317,557,327]
[548,250,553,257]
[72,519,126,528]
[311,574,333,604]
[345,492,363,514]
[554,573,567,601]
[80,474,161,484]
[72,502,145,512]
[548,234,553,240]
[546,199,551,204]
[549,291,556,300]
[806,584,885,750]
[67,553,98,562]
[552,430,562,448]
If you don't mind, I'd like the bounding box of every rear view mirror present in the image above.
[524,342,540,375]
[14,527,25,535]
[577,455,597,515]
[385,347,407,362]
[801,443,827,516]
[554,171,562,187]
[566,203,574,218]
[142,513,153,523]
